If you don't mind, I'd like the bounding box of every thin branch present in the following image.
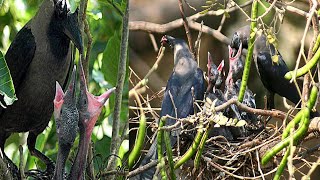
[178,0,195,58]
[129,0,253,44]
[290,0,317,83]
[106,0,129,175]
[127,160,158,177]
[79,0,90,78]
[215,98,288,120]
[302,0,319,106]
[86,142,95,180]
[19,146,25,180]
[149,33,158,52]
[129,46,166,97]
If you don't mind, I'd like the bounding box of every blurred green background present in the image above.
[0,0,129,176]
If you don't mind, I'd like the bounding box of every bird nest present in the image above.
[129,93,320,179]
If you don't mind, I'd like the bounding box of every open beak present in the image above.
[160,35,168,46]
[79,59,116,116]
[229,43,242,61]
[217,59,225,76]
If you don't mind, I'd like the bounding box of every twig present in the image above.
[274,1,310,18]
[290,0,317,83]
[217,14,226,32]
[188,21,229,44]
[86,142,95,180]
[100,169,128,176]
[149,33,158,52]
[257,0,277,21]
[84,19,93,68]
[79,0,90,78]
[127,160,158,177]
[302,155,320,180]
[106,0,129,175]
[129,1,253,44]
[214,98,288,120]
[202,156,278,179]
[19,146,25,180]
[302,0,319,106]
[178,0,195,58]
[129,46,166,97]
[256,150,265,180]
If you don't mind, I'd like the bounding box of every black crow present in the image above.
[230,25,300,109]
[0,0,83,178]
[134,35,205,179]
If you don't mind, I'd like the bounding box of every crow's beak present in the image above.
[63,10,83,53]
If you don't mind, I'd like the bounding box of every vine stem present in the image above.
[238,0,258,102]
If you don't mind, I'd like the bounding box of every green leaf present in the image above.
[69,0,80,13]
[101,32,120,87]
[0,51,17,106]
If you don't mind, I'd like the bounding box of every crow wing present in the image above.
[0,24,35,114]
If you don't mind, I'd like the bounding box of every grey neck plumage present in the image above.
[173,41,197,79]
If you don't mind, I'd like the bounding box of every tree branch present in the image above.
[129,1,253,44]
[106,0,129,176]
[178,0,195,57]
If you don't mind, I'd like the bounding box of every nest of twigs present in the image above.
[129,92,320,179]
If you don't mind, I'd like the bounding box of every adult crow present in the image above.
[230,25,300,109]
[134,35,205,179]
[0,0,83,178]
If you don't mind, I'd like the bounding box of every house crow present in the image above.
[134,35,205,179]
[230,25,300,109]
[0,0,83,178]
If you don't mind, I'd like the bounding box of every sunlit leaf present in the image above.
[236,120,247,127]
[69,0,80,13]
[0,50,17,106]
